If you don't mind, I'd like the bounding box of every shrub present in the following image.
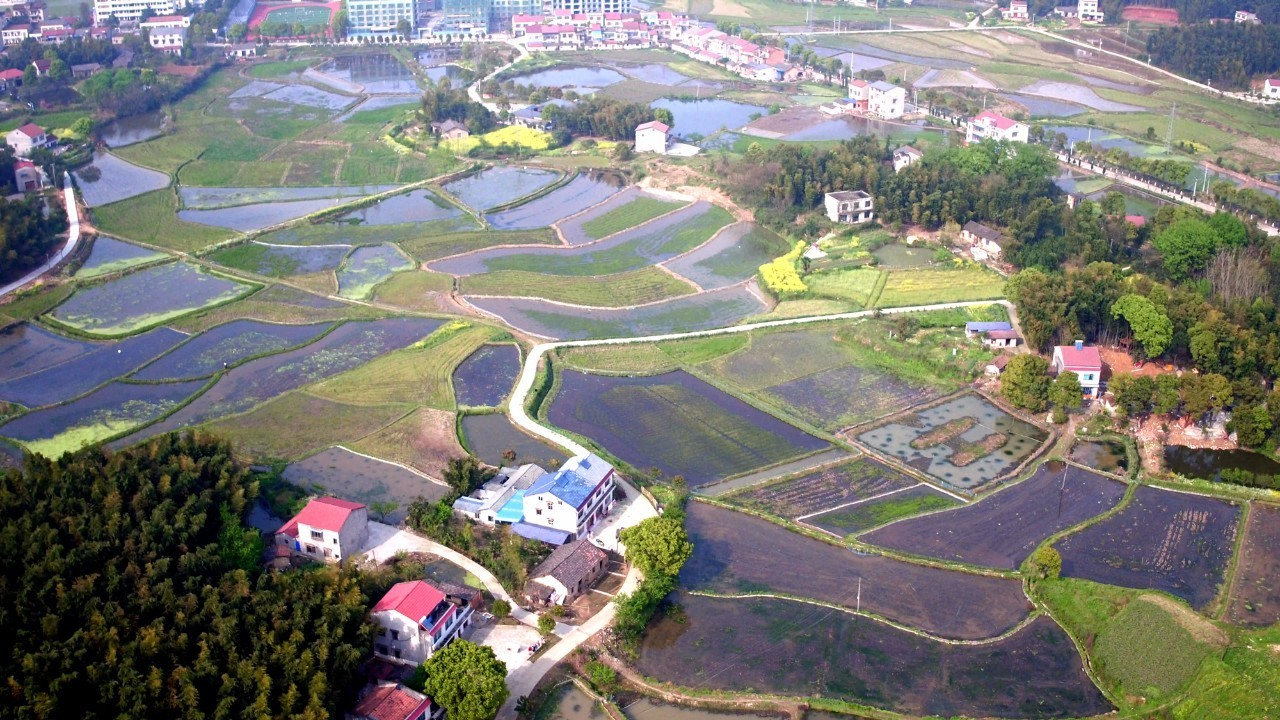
[490,599,511,619]
[538,613,556,636]
[1028,546,1062,580]
[584,660,618,694]
[758,241,808,297]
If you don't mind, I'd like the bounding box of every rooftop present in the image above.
[352,683,432,720]
[963,220,1003,241]
[637,120,670,133]
[531,539,607,587]
[278,496,365,535]
[1056,343,1103,370]
[372,581,446,625]
[973,110,1021,131]
[827,190,871,201]
[966,321,1013,332]
[526,454,613,509]
[14,123,44,137]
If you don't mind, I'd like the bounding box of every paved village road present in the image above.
[0,176,81,298]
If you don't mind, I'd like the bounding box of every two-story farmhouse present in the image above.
[867,81,906,119]
[276,497,369,564]
[892,145,923,173]
[518,454,616,544]
[965,111,1029,145]
[1052,341,1103,399]
[5,123,51,158]
[635,120,670,153]
[523,539,608,608]
[371,580,481,665]
[824,190,874,224]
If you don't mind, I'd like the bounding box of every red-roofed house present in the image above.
[1052,341,1103,398]
[5,123,52,158]
[350,682,440,720]
[966,110,1029,144]
[635,120,669,153]
[1265,78,1280,98]
[14,159,43,192]
[371,580,481,665]
[275,496,368,564]
[0,67,24,90]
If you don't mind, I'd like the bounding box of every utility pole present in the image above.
[856,577,862,612]
[1165,103,1176,152]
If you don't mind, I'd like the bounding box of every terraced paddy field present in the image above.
[662,223,789,290]
[556,189,687,245]
[48,263,256,336]
[803,484,960,538]
[114,317,442,446]
[469,285,766,340]
[723,456,916,519]
[547,370,828,486]
[335,189,462,226]
[337,244,414,299]
[639,594,1110,719]
[485,172,623,229]
[442,166,562,212]
[854,393,1050,491]
[864,462,1128,569]
[210,242,350,277]
[73,152,170,208]
[132,320,331,381]
[435,202,732,277]
[460,267,695,308]
[75,236,167,279]
[177,184,398,209]
[0,327,185,408]
[1055,485,1241,610]
[0,322,100,380]
[452,344,520,408]
[1227,503,1280,627]
[0,380,205,457]
[283,446,449,522]
[681,501,1028,640]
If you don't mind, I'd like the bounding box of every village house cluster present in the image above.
[0,0,192,54]
[509,9,691,49]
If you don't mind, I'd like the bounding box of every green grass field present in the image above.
[580,197,685,240]
[310,324,498,410]
[398,228,557,262]
[261,6,332,26]
[373,271,455,309]
[806,267,884,306]
[556,333,748,374]
[876,267,1005,307]
[1094,598,1216,698]
[461,267,696,307]
[205,391,408,461]
[92,190,237,253]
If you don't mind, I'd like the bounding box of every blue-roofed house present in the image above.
[964,321,1013,338]
[521,454,616,544]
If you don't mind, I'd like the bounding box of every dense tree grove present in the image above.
[0,193,68,283]
[420,79,496,135]
[0,433,372,719]
[542,96,670,141]
[1147,23,1280,87]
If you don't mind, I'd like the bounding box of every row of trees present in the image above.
[1147,23,1280,88]
[543,97,673,142]
[611,487,693,648]
[0,433,373,718]
[420,78,497,135]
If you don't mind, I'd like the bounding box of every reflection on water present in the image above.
[1070,439,1129,475]
[1164,445,1280,482]
[650,98,767,138]
[99,112,165,147]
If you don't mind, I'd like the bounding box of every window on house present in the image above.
[310,530,324,541]
[305,544,317,554]
[393,649,401,659]
[376,644,388,655]
[547,517,554,525]
[391,630,400,640]
[535,508,542,516]
[323,547,332,558]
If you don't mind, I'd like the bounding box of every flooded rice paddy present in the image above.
[337,244,414,299]
[73,152,169,207]
[75,236,166,279]
[452,344,520,408]
[443,166,562,212]
[50,262,254,336]
[132,320,330,381]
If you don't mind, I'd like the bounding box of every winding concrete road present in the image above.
[0,175,81,298]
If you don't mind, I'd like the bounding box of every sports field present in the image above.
[249,2,337,32]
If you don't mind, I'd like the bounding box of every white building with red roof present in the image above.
[275,496,368,564]
[1264,78,1280,98]
[1052,340,1103,398]
[635,120,669,154]
[371,580,481,665]
[966,110,1029,144]
[5,123,52,158]
[350,682,439,720]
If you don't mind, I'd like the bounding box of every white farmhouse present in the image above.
[867,81,906,120]
[824,190,874,224]
[1264,78,1280,98]
[452,463,547,525]
[966,110,1029,144]
[635,120,670,153]
[371,580,481,665]
[275,496,368,564]
[148,26,186,54]
[519,453,616,544]
[5,123,51,158]
[1052,341,1104,399]
[892,145,923,173]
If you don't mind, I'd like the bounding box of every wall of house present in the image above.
[373,612,431,665]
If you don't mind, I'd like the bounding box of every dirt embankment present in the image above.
[640,161,755,222]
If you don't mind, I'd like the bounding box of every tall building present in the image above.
[542,0,628,14]
[93,0,181,24]
[439,0,489,33]
[348,0,419,33]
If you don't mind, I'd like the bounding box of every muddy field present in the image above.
[452,344,520,408]
[1226,503,1280,627]
[805,484,958,538]
[682,502,1030,640]
[0,328,184,408]
[284,446,448,522]
[638,593,1111,719]
[863,463,1128,569]
[1055,485,1241,609]
[724,457,915,519]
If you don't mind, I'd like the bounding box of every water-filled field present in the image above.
[0,327,185,407]
[485,173,622,229]
[443,166,561,212]
[639,594,1110,719]
[179,196,365,231]
[864,462,1128,568]
[337,244,414,299]
[210,242,350,277]
[132,320,331,381]
[855,394,1049,491]
[662,223,788,290]
[0,323,100,380]
[555,188,686,246]
[1056,485,1241,609]
[74,152,170,207]
[75,236,167,279]
[178,185,397,209]
[49,263,254,336]
[335,189,461,226]
[547,370,828,486]
[451,344,520,407]
[459,412,567,469]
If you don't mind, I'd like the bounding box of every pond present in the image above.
[1040,125,1150,155]
[459,413,567,469]
[98,112,164,148]
[335,189,461,226]
[318,53,420,94]
[617,63,691,86]
[75,236,166,279]
[443,166,562,212]
[508,65,626,92]
[996,93,1084,118]
[650,98,768,139]
[872,243,935,268]
[780,116,929,142]
[73,152,170,207]
[1083,184,1167,217]
[423,64,464,83]
[1163,445,1280,483]
[452,344,521,408]
[1070,439,1129,475]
